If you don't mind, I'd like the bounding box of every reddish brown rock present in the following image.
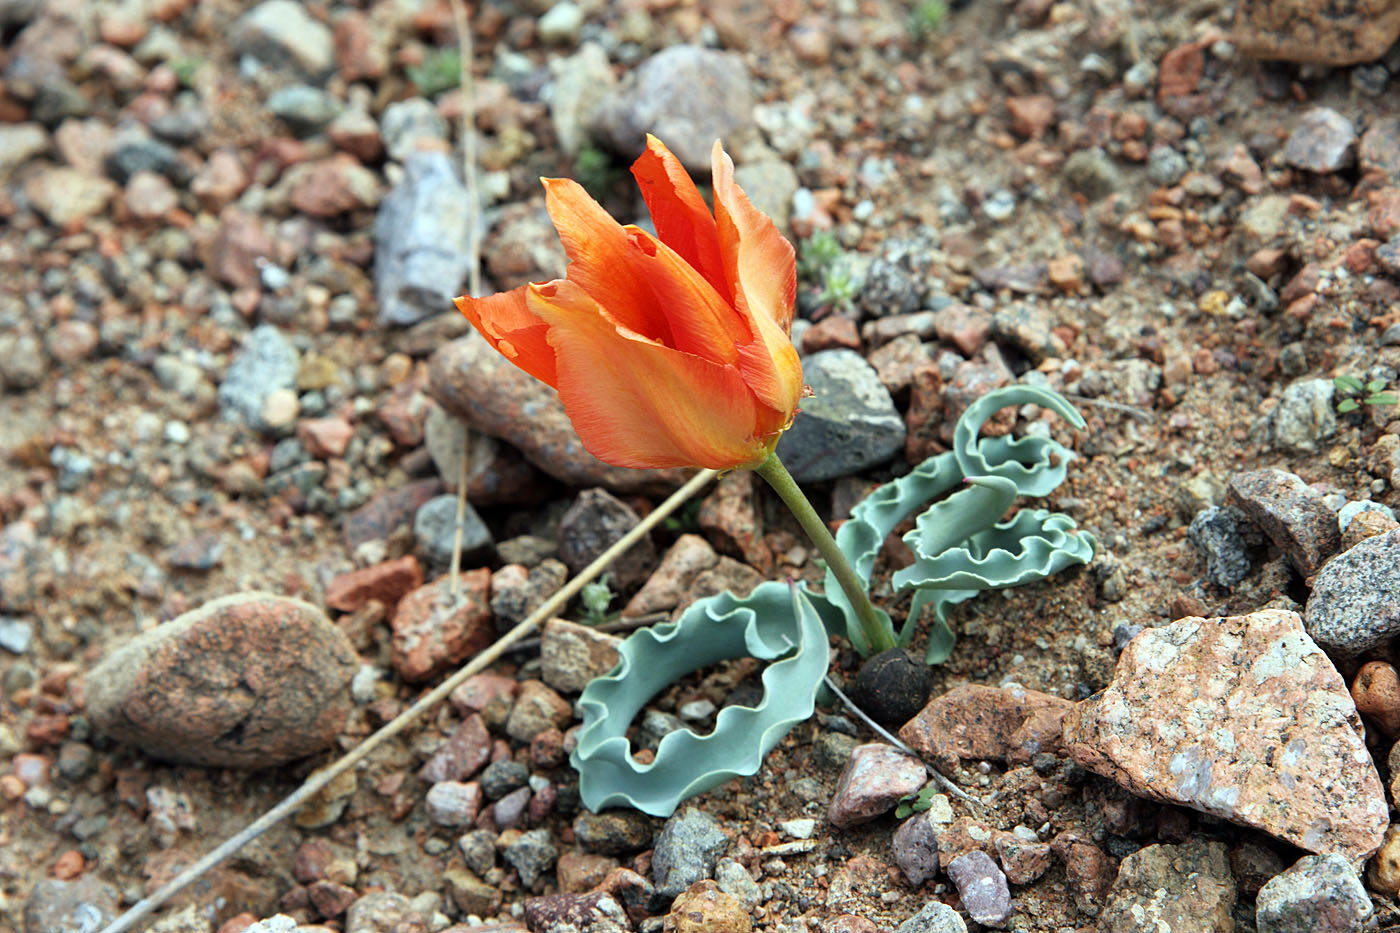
[505,679,573,743]
[898,683,1075,772]
[623,534,719,618]
[1063,610,1388,861]
[325,556,422,613]
[391,572,493,682]
[1006,94,1056,139]
[191,149,249,212]
[343,478,442,550]
[298,416,355,459]
[206,207,275,290]
[419,713,492,783]
[523,893,629,932]
[697,470,772,574]
[287,155,381,216]
[1351,661,1400,736]
[800,315,861,353]
[85,593,357,768]
[1234,0,1400,65]
[539,619,622,694]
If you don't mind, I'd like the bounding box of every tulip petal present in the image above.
[454,287,557,387]
[623,226,749,364]
[631,135,727,297]
[527,280,769,470]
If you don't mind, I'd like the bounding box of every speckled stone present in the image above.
[1255,853,1373,932]
[1062,610,1388,861]
[1234,0,1400,66]
[945,850,1012,927]
[390,572,494,683]
[85,593,357,768]
[1225,468,1340,577]
[1283,108,1357,173]
[1099,841,1235,933]
[827,743,927,829]
[898,683,1075,773]
[1304,528,1400,658]
[664,879,752,932]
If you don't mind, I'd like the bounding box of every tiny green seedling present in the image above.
[797,230,843,283]
[579,574,615,626]
[406,47,461,98]
[908,0,948,40]
[1334,375,1398,414]
[895,783,941,819]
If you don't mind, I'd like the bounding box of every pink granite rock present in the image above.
[899,683,1075,772]
[1062,610,1388,861]
[827,743,927,829]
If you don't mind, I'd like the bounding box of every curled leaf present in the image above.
[571,582,834,816]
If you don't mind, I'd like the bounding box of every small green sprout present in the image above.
[1334,375,1398,414]
[908,0,948,40]
[797,230,843,284]
[574,146,624,200]
[406,48,461,98]
[895,783,940,819]
[580,573,615,626]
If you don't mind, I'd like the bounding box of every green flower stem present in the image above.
[753,452,896,655]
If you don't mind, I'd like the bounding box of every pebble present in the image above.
[1350,661,1400,735]
[1255,853,1373,932]
[893,901,968,933]
[1305,528,1400,658]
[652,808,730,899]
[827,743,927,829]
[266,84,343,136]
[480,759,529,800]
[233,0,335,78]
[0,616,33,654]
[537,1,584,45]
[419,713,492,783]
[413,494,494,567]
[1186,506,1253,588]
[1063,148,1122,200]
[539,619,622,694]
[857,238,937,319]
[504,829,559,889]
[891,807,946,887]
[104,136,188,186]
[548,42,616,157]
[85,592,358,768]
[1063,609,1388,861]
[326,556,423,614]
[24,167,117,227]
[556,487,656,591]
[288,155,382,216]
[373,150,474,326]
[218,324,300,429]
[946,850,1012,926]
[390,572,494,682]
[522,892,629,933]
[588,45,754,173]
[666,880,751,933]
[1098,841,1235,933]
[0,122,49,181]
[898,683,1074,772]
[1284,107,1357,173]
[1251,378,1338,453]
[1225,468,1339,577]
[429,331,690,493]
[1235,0,1400,65]
[1147,143,1188,185]
[776,349,906,482]
[379,98,447,163]
[23,877,121,933]
[1368,824,1400,895]
[346,892,425,933]
[572,810,655,855]
[714,857,762,907]
[491,559,567,627]
[623,534,718,618]
[0,332,48,390]
[504,679,573,743]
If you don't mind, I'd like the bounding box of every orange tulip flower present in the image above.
[454,135,804,471]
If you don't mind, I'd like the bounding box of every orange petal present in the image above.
[542,177,674,345]
[454,287,557,387]
[526,280,770,470]
[622,226,749,364]
[710,141,797,334]
[631,135,727,297]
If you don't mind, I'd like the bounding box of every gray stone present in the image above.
[1187,506,1252,587]
[537,0,584,45]
[1256,853,1372,933]
[946,850,1013,927]
[104,136,188,185]
[1226,468,1340,577]
[894,900,968,933]
[556,488,656,590]
[652,808,729,899]
[23,876,119,933]
[345,892,424,933]
[1252,378,1338,453]
[0,616,33,654]
[1284,107,1357,174]
[503,828,559,889]
[480,759,529,800]
[380,98,447,163]
[239,917,297,933]
[0,122,48,182]
[539,617,621,693]
[713,857,762,907]
[425,780,482,827]
[412,494,494,567]
[1147,144,1189,186]
[373,150,474,326]
[218,325,299,430]
[587,45,754,173]
[891,808,943,886]
[857,236,937,319]
[549,42,615,157]
[1338,499,1396,530]
[1099,841,1235,933]
[776,349,906,482]
[266,84,343,136]
[734,159,800,235]
[1305,528,1400,657]
[1063,147,1122,200]
[232,0,334,78]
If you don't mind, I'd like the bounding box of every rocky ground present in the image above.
[4,0,1400,931]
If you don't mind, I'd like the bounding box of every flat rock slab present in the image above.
[899,683,1075,772]
[429,331,690,495]
[1062,609,1387,861]
[1234,0,1400,66]
[85,592,358,768]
